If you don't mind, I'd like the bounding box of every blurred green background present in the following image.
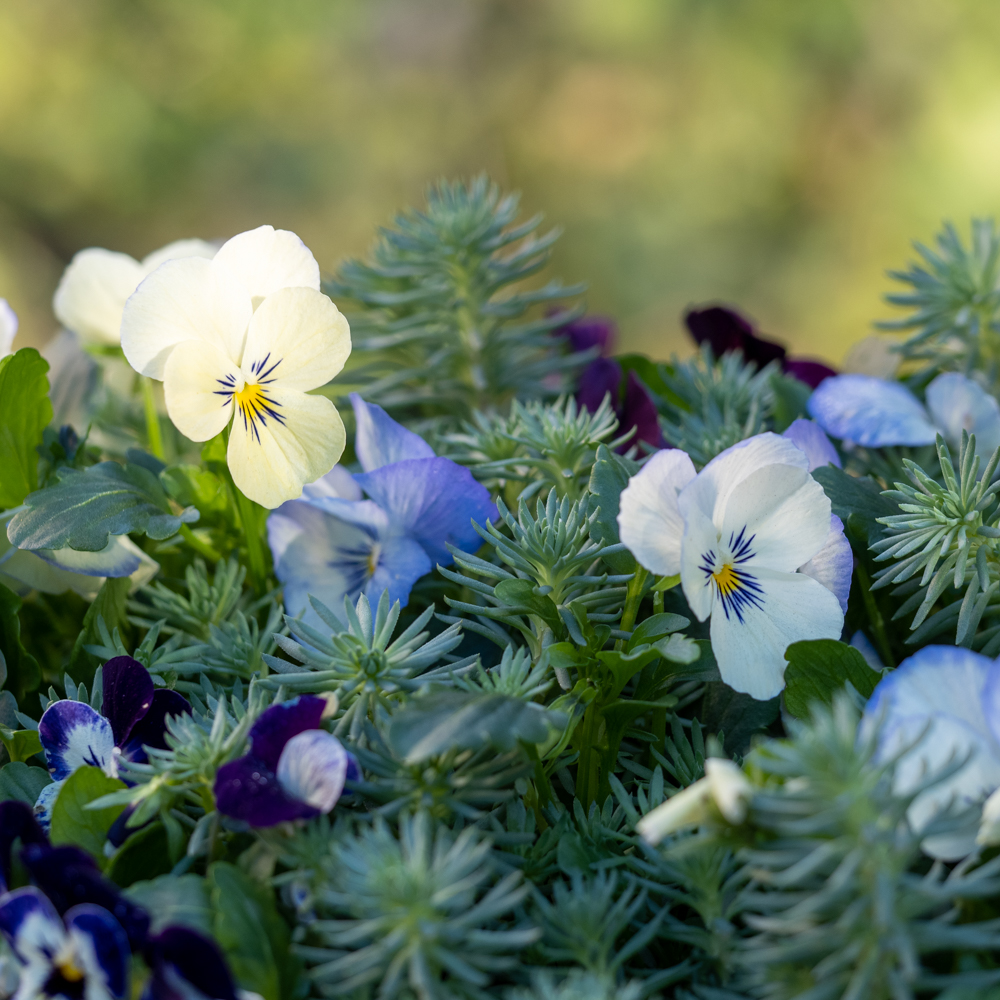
[3,0,1000,364]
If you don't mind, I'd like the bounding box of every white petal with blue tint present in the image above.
[300,466,363,504]
[0,299,17,357]
[798,515,853,612]
[38,701,116,781]
[276,729,350,812]
[925,371,1000,455]
[808,374,938,447]
[782,418,841,471]
[0,888,64,965]
[616,449,695,576]
[64,905,130,1000]
[33,780,63,832]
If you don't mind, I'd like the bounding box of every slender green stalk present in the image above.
[180,523,222,563]
[141,376,165,460]
[856,562,895,668]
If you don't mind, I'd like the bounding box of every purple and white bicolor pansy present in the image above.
[214,695,358,827]
[267,394,496,629]
[34,657,189,829]
[618,433,848,700]
[860,646,1000,859]
[808,371,1000,453]
[0,887,130,1000]
[119,226,352,509]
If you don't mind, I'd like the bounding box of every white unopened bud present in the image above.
[976,786,1000,846]
[705,758,753,825]
[320,691,339,720]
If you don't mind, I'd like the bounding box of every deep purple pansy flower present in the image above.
[267,394,497,629]
[214,695,359,827]
[554,314,662,449]
[0,802,237,1000]
[34,657,190,829]
[684,305,836,389]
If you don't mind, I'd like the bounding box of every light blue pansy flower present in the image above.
[808,371,1000,451]
[267,394,497,628]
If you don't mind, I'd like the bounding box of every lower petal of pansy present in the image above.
[709,568,844,700]
[64,905,130,1000]
[163,339,242,442]
[925,371,1000,455]
[276,730,350,812]
[364,534,432,609]
[39,702,116,781]
[32,781,62,832]
[214,755,318,827]
[798,515,853,612]
[227,389,345,508]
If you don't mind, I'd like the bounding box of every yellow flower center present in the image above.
[232,381,285,442]
[235,382,267,420]
[712,562,739,598]
[56,957,85,983]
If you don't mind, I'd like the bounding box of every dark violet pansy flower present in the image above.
[214,695,359,827]
[267,394,496,628]
[684,305,836,389]
[142,927,236,1000]
[554,314,662,450]
[34,657,190,829]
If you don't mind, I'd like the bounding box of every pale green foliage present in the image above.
[455,646,555,702]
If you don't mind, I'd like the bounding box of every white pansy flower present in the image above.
[53,238,216,347]
[120,225,351,509]
[618,434,846,700]
[0,299,17,357]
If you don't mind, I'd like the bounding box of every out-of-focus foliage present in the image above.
[4,0,1000,361]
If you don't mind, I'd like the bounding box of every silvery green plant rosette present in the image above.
[2,180,1000,1000]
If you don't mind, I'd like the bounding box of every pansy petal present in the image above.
[685,305,786,365]
[0,299,17,356]
[782,418,841,471]
[678,501,720,622]
[241,287,351,392]
[228,388,346,509]
[248,696,327,770]
[34,536,143,579]
[807,374,937,447]
[140,239,216,274]
[349,394,435,472]
[556,314,616,355]
[618,448,696,576]
[783,359,837,389]
[300,465,363,503]
[121,256,251,379]
[32,781,62,833]
[620,370,662,448]
[925,371,1000,455]
[365,534,432,609]
[214,755,317,826]
[42,329,99,428]
[709,567,844,700]
[118,690,190,763]
[65,905,130,1000]
[144,927,236,1000]
[100,656,154,748]
[39,701,116,780]
[162,339,241,442]
[799,515,853,612]
[54,249,144,347]
[0,887,64,963]
[276,729,350,812]
[576,358,622,415]
[212,225,320,307]
[354,457,497,564]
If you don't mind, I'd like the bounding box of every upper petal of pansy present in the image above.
[139,239,216,274]
[162,339,241,442]
[354,457,496,564]
[121,256,251,380]
[685,306,786,366]
[53,249,145,347]
[0,299,17,357]
[227,388,346,508]
[211,225,320,308]
[101,657,154,748]
[64,904,130,1000]
[118,690,190,764]
[782,418,841,471]
[618,449,696,576]
[349,394,434,472]
[39,701,116,780]
[678,501,720,623]
[798,515,853,612]
[248,696,327,771]
[276,730,350,812]
[807,374,938,447]
[925,371,1000,455]
[709,568,844,700]
[716,464,830,573]
[619,371,662,448]
[0,887,64,963]
[240,287,351,393]
[861,646,1000,835]
[678,433,809,527]
[577,358,622,415]
[300,465,363,503]
[783,359,837,389]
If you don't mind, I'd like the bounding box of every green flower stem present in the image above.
[179,523,222,563]
[231,483,268,593]
[856,561,895,668]
[140,376,165,460]
[615,566,649,650]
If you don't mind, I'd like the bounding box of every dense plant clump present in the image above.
[4,188,1000,1000]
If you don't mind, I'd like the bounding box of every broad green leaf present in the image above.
[7,461,199,552]
[107,823,174,888]
[770,372,812,431]
[586,444,639,574]
[0,726,42,763]
[783,639,881,719]
[628,613,690,650]
[493,578,562,631]
[617,353,670,398]
[0,761,51,804]
[388,689,566,763]
[208,862,298,1000]
[126,872,211,932]
[813,465,896,547]
[0,349,53,508]
[597,645,663,698]
[0,582,40,702]
[701,681,780,757]
[67,577,131,684]
[161,464,227,512]
[50,766,126,860]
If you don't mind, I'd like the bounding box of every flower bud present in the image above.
[976,786,1000,847]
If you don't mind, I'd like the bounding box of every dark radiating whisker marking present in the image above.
[699,527,765,624]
